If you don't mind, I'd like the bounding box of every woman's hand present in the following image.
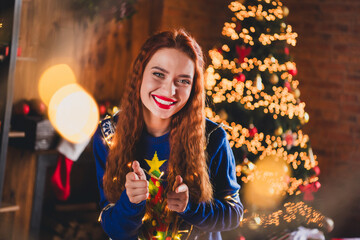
[167,175,189,213]
[125,161,149,204]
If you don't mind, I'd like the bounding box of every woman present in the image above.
[93,29,243,240]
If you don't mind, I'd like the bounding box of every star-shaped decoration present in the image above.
[145,152,167,177]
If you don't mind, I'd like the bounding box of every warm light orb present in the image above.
[243,154,291,210]
[48,83,99,143]
[38,64,77,106]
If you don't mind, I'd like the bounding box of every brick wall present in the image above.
[286,0,360,237]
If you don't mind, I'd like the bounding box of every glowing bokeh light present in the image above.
[48,83,99,143]
[38,64,77,106]
[243,154,291,210]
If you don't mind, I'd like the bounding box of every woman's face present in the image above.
[140,48,195,121]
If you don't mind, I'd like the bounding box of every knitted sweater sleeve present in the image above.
[93,127,146,240]
[178,126,243,232]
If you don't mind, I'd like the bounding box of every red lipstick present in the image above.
[152,95,176,109]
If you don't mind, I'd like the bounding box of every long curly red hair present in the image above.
[103,29,213,204]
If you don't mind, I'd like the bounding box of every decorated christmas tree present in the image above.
[205,0,332,238]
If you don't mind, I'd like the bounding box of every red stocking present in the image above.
[51,153,74,201]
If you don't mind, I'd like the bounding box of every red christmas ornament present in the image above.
[299,181,321,201]
[235,73,246,82]
[29,99,46,116]
[217,47,223,54]
[285,133,294,146]
[299,184,314,201]
[284,81,292,91]
[99,104,107,116]
[283,130,297,150]
[313,166,320,176]
[22,103,30,115]
[248,124,257,138]
[236,45,252,63]
[284,47,289,55]
[288,68,298,76]
[14,100,30,115]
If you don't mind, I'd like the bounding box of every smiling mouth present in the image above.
[152,95,177,109]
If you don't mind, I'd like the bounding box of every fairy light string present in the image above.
[205,0,325,230]
[241,201,325,228]
[205,107,318,197]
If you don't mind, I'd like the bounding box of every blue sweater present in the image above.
[93,118,243,240]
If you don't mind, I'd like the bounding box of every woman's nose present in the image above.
[163,79,176,96]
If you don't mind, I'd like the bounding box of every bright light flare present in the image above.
[48,83,99,143]
[38,64,77,106]
[243,154,291,210]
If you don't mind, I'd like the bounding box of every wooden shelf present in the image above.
[0,202,19,213]
[8,131,25,138]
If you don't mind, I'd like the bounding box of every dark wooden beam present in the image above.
[0,0,22,204]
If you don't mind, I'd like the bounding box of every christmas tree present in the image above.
[205,0,330,237]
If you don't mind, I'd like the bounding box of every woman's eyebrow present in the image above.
[151,66,169,73]
[151,66,192,79]
[178,74,192,79]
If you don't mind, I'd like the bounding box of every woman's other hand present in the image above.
[167,175,189,213]
[125,161,149,204]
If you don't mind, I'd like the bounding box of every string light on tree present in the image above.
[205,0,326,235]
[241,201,326,228]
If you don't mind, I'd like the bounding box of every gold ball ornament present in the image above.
[218,109,228,121]
[282,6,289,17]
[241,158,256,176]
[299,112,309,125]
[270,74,279,84]
[255,14,264,21]
[304,112,309,123]
[275,126,283,136]
[280,23,286,32]
[294,88,301,98]
[243,154,291,210]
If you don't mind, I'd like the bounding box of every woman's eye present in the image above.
[153,72,164,78]
[178,79,191,85]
